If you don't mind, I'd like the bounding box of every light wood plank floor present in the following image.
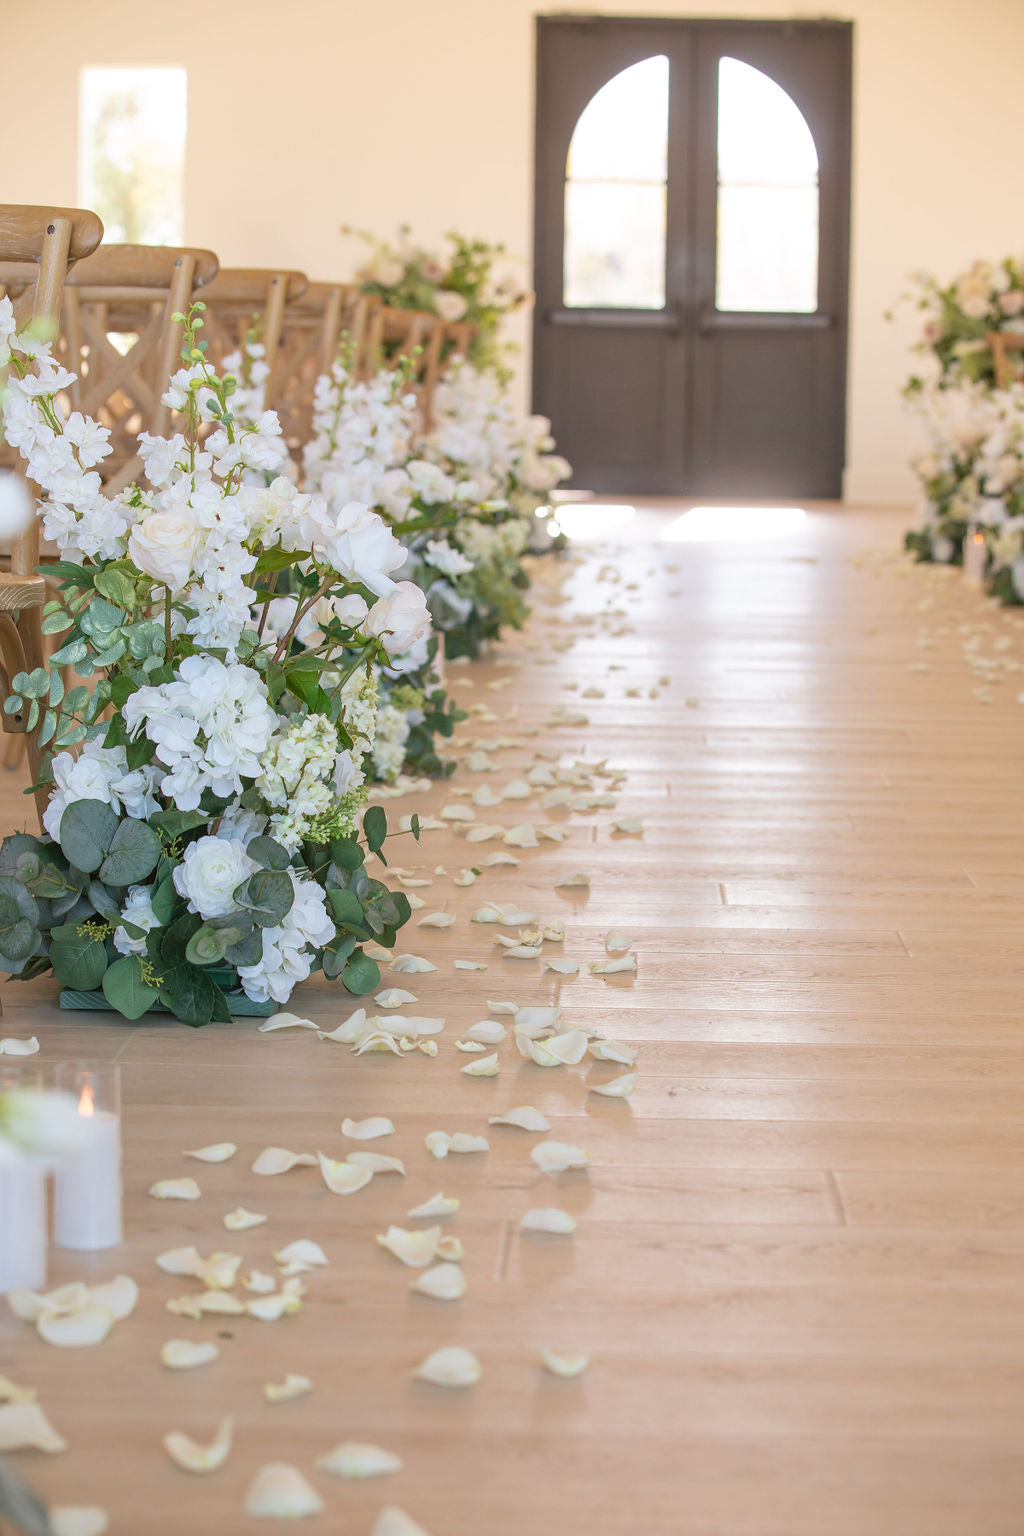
[2,502,1024,1534]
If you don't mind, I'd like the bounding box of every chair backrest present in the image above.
[273,281,380,450]
[988,331,1024,390]
[57,244,219,491]
[0,205,104,581]
[366,306,446,429]
[199,267,308,397]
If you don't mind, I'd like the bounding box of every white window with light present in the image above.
[563,55,669,310]
[79,67,187,245]
[715,56,819,313]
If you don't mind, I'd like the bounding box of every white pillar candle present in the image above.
[0,1152,47,1293]
[52,1068,122,1251]
[963,526,987,585]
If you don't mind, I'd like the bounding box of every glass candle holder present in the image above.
[0,1065,48,1293]
[52,1062,122,1251]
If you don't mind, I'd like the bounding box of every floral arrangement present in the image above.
[346,224,530,376]
[895,258,1024,393]
[0,299,424,1024]
[304,354,570,664]
[903,379,1024,602]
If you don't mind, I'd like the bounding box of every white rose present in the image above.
[173,836,258,920]
[365,580,433,661]
[435,290,468,323]
[128,508,198,591]
[371,258,404,289]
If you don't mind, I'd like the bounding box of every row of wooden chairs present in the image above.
[0,202,478,812]
[987,331,1024,390]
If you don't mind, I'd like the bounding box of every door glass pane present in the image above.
[715,56,818,313]
[564,55,668,309]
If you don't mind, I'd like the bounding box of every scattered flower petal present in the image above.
[531,1140,591,1174]
[263,1375,312,1404]
[318,1153,374,1194]
[540,1348,590,1378]
[391,954,437,974]
[489,1106,551,1132]
[0,1037,39,1055]
[183,1143,236,1163]
[342,1116,395,1141]
[376,1226,441,1267]
[163,1416,233,1473]
[371,1509,432,1536]
[513,1006,560,1033]
[454,959,487,970]
[435,1236,464,1262]
[149,1178,201,1200]
[160,1340,218,1370]
[589,1071,636,1098]
[589,956,636,975]
[252,1148,317,1176]
[521,1208,576,1234]
[37,1308,114,1348]
[413,1346,482,1388]
[274,1240,327,1268]
[347,1151,406,1175]
[244,1463,324,1519]
[465,1020,506,1044]
[316,1442,403,1479]
[418,912,456,929]
[375,990,417,1009]
[410,1263,466,1301]
[407,1193,460,1219]
[461,1053,500,1077]
[604,930,630,953]
[588,1038,635,1065]
[554,872,590,889]
[257,1013,319,1033]
[224,1206,268,1231]
[544,959,579,975]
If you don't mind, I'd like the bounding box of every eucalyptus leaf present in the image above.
[234,868,294,927]
[98,818,161,887]
[58,799,118,874]
[341,951,380,995]
[185,925,231,966]
[102,953,159,1019]
[158,963,219,1027]
[49,920,109,990]
[246,835,290,871]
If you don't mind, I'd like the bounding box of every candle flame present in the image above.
[79,1083,96,1118]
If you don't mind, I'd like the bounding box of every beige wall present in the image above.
[6,0,1024,502]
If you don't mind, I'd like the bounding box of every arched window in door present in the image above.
[563,55,669,309]
[715,57,819,313]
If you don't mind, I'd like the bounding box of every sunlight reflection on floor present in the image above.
[661,506,807,542]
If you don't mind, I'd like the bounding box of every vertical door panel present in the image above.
[533,19,692,494]
[690,23,851,497]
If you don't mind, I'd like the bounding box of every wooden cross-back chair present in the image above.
[198,268,308,408]
[272,281,380,452]
[365,305,447,430]
[988,331,1024,390]
[0,204,104,821]
[57,244,219,492]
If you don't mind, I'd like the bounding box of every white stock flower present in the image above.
[173,836,258,920]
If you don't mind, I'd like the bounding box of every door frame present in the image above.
[531,13,853,497]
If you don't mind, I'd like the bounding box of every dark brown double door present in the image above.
[532,17,851,497]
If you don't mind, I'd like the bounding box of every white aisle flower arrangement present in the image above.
[0,299,425,1025]
[898,256,1024,599]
